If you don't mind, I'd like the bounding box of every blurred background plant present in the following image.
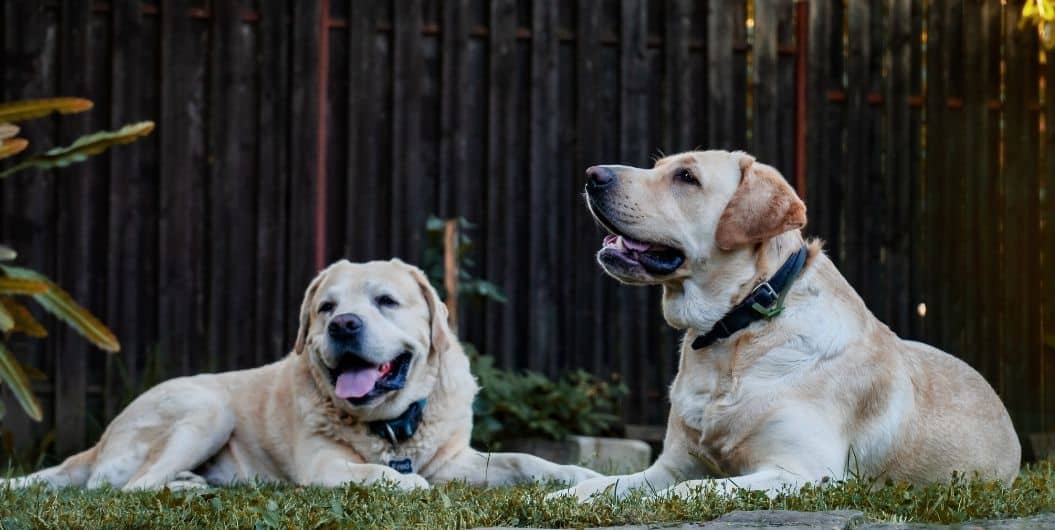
[1021,0,1055,49]
[422,216,626,450]
[0,97,152,423]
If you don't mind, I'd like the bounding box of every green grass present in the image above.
[3,463,1055,529]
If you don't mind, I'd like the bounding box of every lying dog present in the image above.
[552,150,1019,501]
[4,259,599,490]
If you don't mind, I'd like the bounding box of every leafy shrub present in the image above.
[0,98,151,421]
[421,217,627,448]
[469,345,627,448]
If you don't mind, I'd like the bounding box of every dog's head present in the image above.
[584,150,806,285]
[294,259,452,414]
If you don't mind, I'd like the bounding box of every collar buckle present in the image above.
[749,281,783,318]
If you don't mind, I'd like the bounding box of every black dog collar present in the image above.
[691,245,809,350]
[368,399,426,445]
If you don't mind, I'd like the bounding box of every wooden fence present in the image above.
[0,0,1053,460]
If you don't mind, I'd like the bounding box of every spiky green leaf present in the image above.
[0,342,42,421]
[0,265,120,352]
[0,277,48,295]
[0,98,93,123]
[0,121,155,178]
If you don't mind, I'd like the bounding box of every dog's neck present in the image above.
[661,231,805,333]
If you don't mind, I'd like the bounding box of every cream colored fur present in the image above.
[3,259,599,491]
[552,150,1019,502]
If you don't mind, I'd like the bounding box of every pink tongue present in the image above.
[335,369,382,399]
[621,237,651,252]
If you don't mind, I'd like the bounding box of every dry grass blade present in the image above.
[0,343,43,421]
[0,297,47,338]
[0,98,93,123]
[0,265,120,352]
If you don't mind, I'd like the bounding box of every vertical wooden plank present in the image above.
[1043,45,1055,433]
[528,0,559,373]
[576,0,607,376]
[1004,1,1039,436]
[884,0,921,338]
[707,0,746,150]
[391,0,424,259]
[616,0,649,421]
[843,0,874,309]
[54,0,93,456]
[805,0,844,258]
[256,0,291,362]
[752,0,778,164]
[922,0,945,348]
[666,0,693,151]
[962,0,986,378]
[942,0,967,361]
[287,1,322,339]
[486,0,518,367]
[439,0,471,334]
[107,0,156,422]
[973,0,1003,404]
[775,0,795,177]
[208,0,257,371]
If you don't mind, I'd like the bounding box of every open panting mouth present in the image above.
[592,209,685,276]
[329,352,412,405]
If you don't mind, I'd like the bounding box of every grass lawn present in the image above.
[3,462,1055,529]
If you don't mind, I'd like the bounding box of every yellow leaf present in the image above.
[0,265,120,352]
[0,98,93,123]
[0,297,47,338]
[0,277,48,295]
[0,138,28,160]
[0,342,43,421]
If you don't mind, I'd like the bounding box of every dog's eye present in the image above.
[674,168,698,185]
[375,295,400,308]
[318,301,335,314]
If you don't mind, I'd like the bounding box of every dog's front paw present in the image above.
[545,477,620,503]
[393,472,430,491]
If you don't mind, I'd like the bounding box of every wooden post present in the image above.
[443,219,459,330]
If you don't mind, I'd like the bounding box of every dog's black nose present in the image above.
[585,166,615,189]
[328,313,363,340]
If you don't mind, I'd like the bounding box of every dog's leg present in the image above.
[122,410,235,491]
[659,467,816,499]
[299,451,429,490]
[428,448,602,486]
[544,448,700,502]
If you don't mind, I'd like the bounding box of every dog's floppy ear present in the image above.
[714,156,807,250]
[294,263,337,355]
[393,258,454,358]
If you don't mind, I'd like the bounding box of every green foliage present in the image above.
[468,344,627,449]
[0,98,138,422]
[422,216,507,303]
[4,464,1055,528]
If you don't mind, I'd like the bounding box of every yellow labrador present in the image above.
[4,259,599,490]
[552,150,1019,501]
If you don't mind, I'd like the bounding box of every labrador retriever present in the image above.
[551,150,1019,501]
[4,259,600,490]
